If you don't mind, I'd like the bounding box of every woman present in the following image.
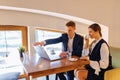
[75,23,112,80]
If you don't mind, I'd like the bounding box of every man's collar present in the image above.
[68,33,75,39]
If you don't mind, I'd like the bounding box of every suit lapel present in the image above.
[73,33,77,50]
[64,34,68,51]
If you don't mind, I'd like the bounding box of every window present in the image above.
[36,28,63,55]
[0,25,28,56]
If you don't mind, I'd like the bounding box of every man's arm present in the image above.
[45,36,62,45]
[33,35,63,46]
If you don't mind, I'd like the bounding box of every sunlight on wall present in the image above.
[0,5,109,53]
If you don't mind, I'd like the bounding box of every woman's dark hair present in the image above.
[66,21,76,27]
[89,23,102,36]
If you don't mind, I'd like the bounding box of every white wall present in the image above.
[0,9,108,53]
[0,0,119,48]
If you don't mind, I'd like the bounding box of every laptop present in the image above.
[33,45,62,61]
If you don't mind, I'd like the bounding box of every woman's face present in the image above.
[88,28,98,39]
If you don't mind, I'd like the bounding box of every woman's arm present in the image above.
[99,43,109,69]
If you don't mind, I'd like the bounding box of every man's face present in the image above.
[88,28,97,39]
[66,26,75,37]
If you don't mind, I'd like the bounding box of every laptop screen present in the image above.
[33,46,50,59]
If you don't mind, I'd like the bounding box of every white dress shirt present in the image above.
[82,37,109,75]
[67,34,75,53]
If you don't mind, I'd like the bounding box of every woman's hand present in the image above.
[84,35,90,49]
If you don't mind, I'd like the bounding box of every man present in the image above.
[33,21,84,80]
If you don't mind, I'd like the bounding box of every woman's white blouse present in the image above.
[82,38,109,75]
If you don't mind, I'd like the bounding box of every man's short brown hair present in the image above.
[66,21,76,27]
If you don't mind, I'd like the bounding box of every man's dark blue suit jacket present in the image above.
[45,33,83,57]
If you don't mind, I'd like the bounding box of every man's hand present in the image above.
[80,56,89,60]
[33,41,45,46]
[59,52,68,58]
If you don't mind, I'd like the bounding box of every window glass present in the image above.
[0,26,27,57]
[0,31,22,56]
[36,30,62,55]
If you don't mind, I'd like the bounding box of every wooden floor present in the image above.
[19,74,59,80]
[19,74,77,80]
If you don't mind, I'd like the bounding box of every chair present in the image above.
[104,68,120,80]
